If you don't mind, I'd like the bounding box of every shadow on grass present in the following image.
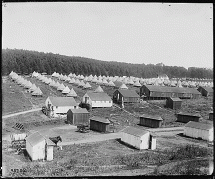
[177,133,203,141]
[115,138,139,150]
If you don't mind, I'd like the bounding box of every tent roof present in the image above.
[119,83,128,89]
[94,85,104,92]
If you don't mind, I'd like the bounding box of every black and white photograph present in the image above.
[2,2,213,177]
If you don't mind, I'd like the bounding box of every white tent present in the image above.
[108,80,115,87]
[67,88,78,97]
[29,84,37,92]
[94,85,104,92]
[133,80,141,87]
[51,72,56,77]
[32,87,43,96]
[69,78,76,84]
[62,86,70,94]
[119,83,128,90]
[78,80,85,87]
[65,76,71,82]
[57,83,65,91]
[84,82,92,89]
[24,81,32,89]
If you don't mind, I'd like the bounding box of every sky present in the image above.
[2,2,213,69]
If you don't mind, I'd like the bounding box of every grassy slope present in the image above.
[2,77,33,115]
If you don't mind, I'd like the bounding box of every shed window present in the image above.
[56,106,58,109]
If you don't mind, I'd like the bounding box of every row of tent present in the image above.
[33,74,78,97]
[34,71,214,88]
[53,72,213,88]
[33,72,130,95]
[9,71,43,96]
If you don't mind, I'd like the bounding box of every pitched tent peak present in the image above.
[94,85,104,92]
[119,83,128,89]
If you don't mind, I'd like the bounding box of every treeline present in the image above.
[2,49,213,79]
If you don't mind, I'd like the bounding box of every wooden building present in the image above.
[197,86,213,97]
[184,121,214,141]
[25,132,55,161]
[90,116,110,133]
[140,85,201,99]
[82,92,112,108]
[121,126,156,150]
[45,96,78,117]
[113,89,140,103]
[166,97,182,110]
[176,112,201,123]
[67,108,89,125]
[139,114,163,128]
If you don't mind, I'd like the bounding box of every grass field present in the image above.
[3,137,213,177]
[2,77,33,115]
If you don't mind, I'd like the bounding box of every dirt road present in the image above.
[2,108,41,119]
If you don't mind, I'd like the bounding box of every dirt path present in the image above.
[2,108,41,119]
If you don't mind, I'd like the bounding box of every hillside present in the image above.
[2,48,213,79]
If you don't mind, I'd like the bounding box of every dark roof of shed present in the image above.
[142,85,201,95]
[167,97,182,101]
[185,121,213,130]
[198,86,214,93]
[121,126,149,137]
[87,92,112,101]
[177,112,201,117]
[117,89,139,98]
[90,116,110,124]
[48,96,78,106]
[140,114,163,121]
[68,108,89,114]
[25,132,45,146]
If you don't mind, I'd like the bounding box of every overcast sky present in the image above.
[2,2,213,69]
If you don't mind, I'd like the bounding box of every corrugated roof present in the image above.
[49,96,78,106]
[117,89,139,98]
[140,114,163,121]
[87,92,112,101]
[121,126,149,137]
[185,121,213,130]
[69,108,89,114]
[90,116,110,124]
[142,85,201,94]
[177,112,201,117]
[25,132,45,146]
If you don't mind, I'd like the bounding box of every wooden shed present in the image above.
[166,97,182,110]
[209,111,213,120]
[176,112,201,123]
[139,114,163,128]
[197,86,213,97]
[113,89,140,103]
[25,132,55,161]
[184,121,214,141]
[67,108,89,125]
[121,126,156,150]
[90,116,110,133]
